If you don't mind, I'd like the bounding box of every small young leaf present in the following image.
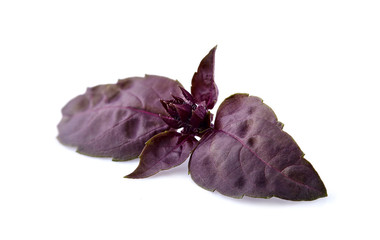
[57,75,182,161]
[159,115,182,129]
[191,46,218,110]
[174,103,192,122]
[126,131,198,178]
[190,105,207,127]
[179,87,195,105]
[189,94,327,201]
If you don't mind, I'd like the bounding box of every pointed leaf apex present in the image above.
[209,45,217,55]
[191,46,219,110]
[179,86,195,103]
[160,99,169,111]
[171,94,185,104]
[160,114,181,128]
[125,131,198,178]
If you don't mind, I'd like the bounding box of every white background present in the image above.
[1,1,379,239]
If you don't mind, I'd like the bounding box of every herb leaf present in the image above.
[189,94,327,200]
[125,131,198,178]
[58,46,327,201]
[191,46,218,110]
[57,75,182,161]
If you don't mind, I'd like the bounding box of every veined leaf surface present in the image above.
[58,75,182,160]
[189,94,327,201]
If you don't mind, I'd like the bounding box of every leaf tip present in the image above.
[124,171,143,179]
[210,45,217,53]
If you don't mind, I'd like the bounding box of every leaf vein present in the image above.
[215,129,322,194]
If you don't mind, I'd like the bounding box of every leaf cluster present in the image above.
[58,46,327,201]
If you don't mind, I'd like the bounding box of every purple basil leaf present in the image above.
[189,94,327,201]
[57,75,182,161]
[189,105,207,129]
[125,131,198,178]
[191,46,218,110]
[174,103,192,122]
[160,100,178,119]
[179,86,195,105]
[171,94,185,104]
[159,115,181,129]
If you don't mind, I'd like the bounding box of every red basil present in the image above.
[58,47,327,201]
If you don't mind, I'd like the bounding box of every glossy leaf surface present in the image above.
[191,46,218,109]
[126,131,198,178]
[57,75,182,160]
[189,94,327,201]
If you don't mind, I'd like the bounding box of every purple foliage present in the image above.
[189,94,327,200]
[126,131,197,178]
[57,75,182,160]
[58,47,327,201]
[191,46,218,109]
